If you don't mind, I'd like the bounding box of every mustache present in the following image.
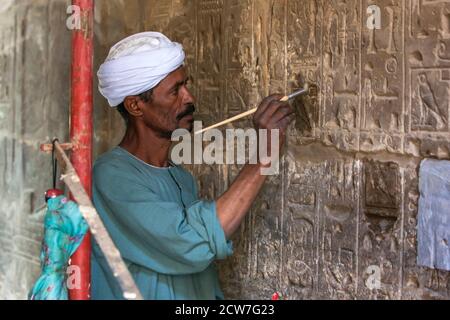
[176,104,196,120]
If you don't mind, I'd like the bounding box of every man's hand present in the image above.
[252,94,295,157]
[216,94,295,239]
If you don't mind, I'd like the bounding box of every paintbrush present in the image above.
[194,84,310,135]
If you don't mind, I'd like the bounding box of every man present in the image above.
[93,32,294,300]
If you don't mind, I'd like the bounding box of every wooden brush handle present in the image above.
[194,95,289,135]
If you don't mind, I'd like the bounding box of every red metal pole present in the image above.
[69,0,94,300]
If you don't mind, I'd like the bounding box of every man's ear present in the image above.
[123,96,144,117]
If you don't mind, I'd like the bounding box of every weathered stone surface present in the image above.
[0,0,71,299]
[1,0,450,300]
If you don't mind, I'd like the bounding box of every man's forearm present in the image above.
[215,93,294,239]
[216,163,268,238]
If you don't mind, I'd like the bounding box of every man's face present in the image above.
[140,66,195,138]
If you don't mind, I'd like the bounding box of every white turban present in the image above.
[97,32,185,107]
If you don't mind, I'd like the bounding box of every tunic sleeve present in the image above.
[92,162,233,275]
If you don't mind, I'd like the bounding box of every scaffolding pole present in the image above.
[69,0,94,300]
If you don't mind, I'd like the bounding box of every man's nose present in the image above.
[181,86,195,105]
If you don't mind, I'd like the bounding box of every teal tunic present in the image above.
[91,147,233,300]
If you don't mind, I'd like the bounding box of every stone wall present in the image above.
[0,0,72,299]
[0,0,449,299]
